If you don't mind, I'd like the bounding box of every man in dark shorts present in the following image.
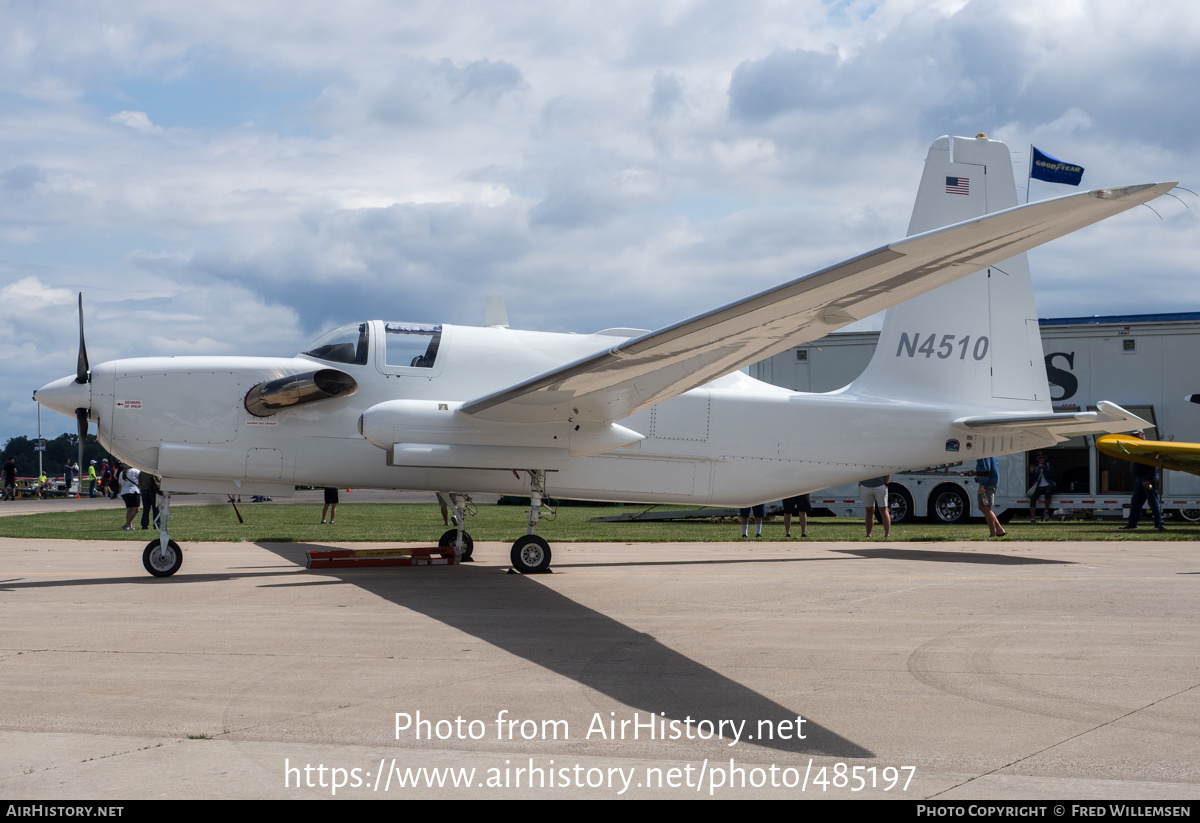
[321,487,339,524]
[738,504,764,538]
[782,494,811,538]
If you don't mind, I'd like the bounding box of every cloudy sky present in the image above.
[2,0,1197,444]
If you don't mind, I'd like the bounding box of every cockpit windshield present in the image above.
[302,322,370,365]
[385,323,442,368]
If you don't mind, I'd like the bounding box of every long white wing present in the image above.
[462,182,1174,424]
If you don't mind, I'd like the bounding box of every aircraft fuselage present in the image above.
[38,320,1018,506]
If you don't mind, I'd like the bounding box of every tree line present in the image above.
[2,434,115,477]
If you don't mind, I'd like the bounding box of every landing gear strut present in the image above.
[510,470,553,573]
[436,492,475,561]
[142,491,182,577]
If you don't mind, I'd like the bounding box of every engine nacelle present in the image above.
[359,399,643,467]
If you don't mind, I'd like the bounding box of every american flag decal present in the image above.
[945,176,970,195]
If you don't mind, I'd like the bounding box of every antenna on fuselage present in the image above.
[485,295,509,328]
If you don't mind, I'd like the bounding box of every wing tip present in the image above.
[1090,182,1178,201]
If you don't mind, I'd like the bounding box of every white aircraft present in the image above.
[34,135,1173,577]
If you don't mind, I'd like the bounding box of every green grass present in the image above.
[0,502,1195,543]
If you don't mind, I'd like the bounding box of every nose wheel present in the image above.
[143,538,182,577]
[141,491,181,577]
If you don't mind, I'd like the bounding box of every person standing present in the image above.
[971,456,1006,538]
[1120,430,1164,532]
[99,459,114,498]
[87,460,98,497]
[321,487,339,524]
[139,471,160,530]
[860,476,891,538]
[783,494,811,538]
[1028,452,1056,523]
[738,504,764,538]
[2,457,16,500]
[118,464,141,531]
[62,459,74,496]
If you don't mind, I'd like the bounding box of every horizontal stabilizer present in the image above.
[463,182,1175,425]
[955,400,1148,441]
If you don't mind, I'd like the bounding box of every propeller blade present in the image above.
[76,293,89,385]
[75,407,88,495]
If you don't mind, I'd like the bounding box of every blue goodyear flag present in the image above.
[1030,146,1084,186]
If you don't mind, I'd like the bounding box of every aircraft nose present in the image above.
[34,374,91,418]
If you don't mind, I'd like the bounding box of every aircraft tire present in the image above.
[510,535,552,574]
[143,539,183,577]
[438,529,474,560]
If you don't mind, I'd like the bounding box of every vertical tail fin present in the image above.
[851,135,1050,410]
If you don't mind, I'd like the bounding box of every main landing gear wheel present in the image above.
[143,539,182,577]
[438,529,474,560]
[510,535,551,574]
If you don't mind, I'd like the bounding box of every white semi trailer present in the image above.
[750,312,1200,523]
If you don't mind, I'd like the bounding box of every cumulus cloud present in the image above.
[109,110,162,132]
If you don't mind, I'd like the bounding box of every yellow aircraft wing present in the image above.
[1096,434,1200,476]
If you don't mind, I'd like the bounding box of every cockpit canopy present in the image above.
[302,323,370,365]
[301,322,442,369]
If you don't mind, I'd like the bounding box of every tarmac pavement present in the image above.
[0,534,1197,799]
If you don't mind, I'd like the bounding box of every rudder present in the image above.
[851,135,1050,411]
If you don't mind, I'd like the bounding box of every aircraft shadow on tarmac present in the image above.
[254,541,873,759]
[830,547,1073,565]
[2,542,872,757]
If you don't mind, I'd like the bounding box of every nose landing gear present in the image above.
[142,491,182,577]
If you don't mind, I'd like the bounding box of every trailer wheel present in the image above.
[1174,508,1200,522]
[929,485,970,524]
[887,484,915,524]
